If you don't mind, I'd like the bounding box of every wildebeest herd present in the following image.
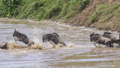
[90,32,120,47]
[0,29,120,49]
[0,29,67,49]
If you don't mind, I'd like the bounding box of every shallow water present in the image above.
[0,18,120,68]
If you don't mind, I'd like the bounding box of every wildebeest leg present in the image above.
[59,42,67,47]
[14,37,19,44]
[28,43,31,47]
[107,42,113,47]
[119,42,120,46]
[14,37,20,41]
[14,38,17,44]
[105,42,109,47]
[27,40,34,47]
[94,43,97,47]
[110,43,113,47]
[106,44,109,47]
[49,41,56,48]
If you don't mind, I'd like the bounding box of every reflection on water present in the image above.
[0,18,120,68]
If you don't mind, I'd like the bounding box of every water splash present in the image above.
[7,41,23,49]
[67,43,74,47]
[30,38,46,50]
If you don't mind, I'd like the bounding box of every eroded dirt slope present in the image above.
[66,0,120,31]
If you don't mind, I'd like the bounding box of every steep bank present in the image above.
[66,0,120,31]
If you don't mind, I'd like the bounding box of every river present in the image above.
[0,18,120,68]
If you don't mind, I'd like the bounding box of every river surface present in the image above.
[0,18,120,68]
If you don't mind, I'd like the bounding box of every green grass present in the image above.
[0,0,21,17]
[88,4,120,25]
[0,0,89,21]
[88,4,110,25]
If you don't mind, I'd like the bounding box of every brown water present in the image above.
[0,18,120,68]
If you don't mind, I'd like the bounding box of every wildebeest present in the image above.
[0,42,8,49]
[103,32,120,45]
[42,33,67,48]
[13,29,34,46]
[90,32,113,47]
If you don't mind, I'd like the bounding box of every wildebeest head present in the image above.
[13,29,19,37]
[103,32,112,35]
[13,29,28,41]
[42,34,50,42]
[103,32,112,38]
[90,32,94,41]
[42,32,67,46]
[103,32,120,39]
[90,32,100,41]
